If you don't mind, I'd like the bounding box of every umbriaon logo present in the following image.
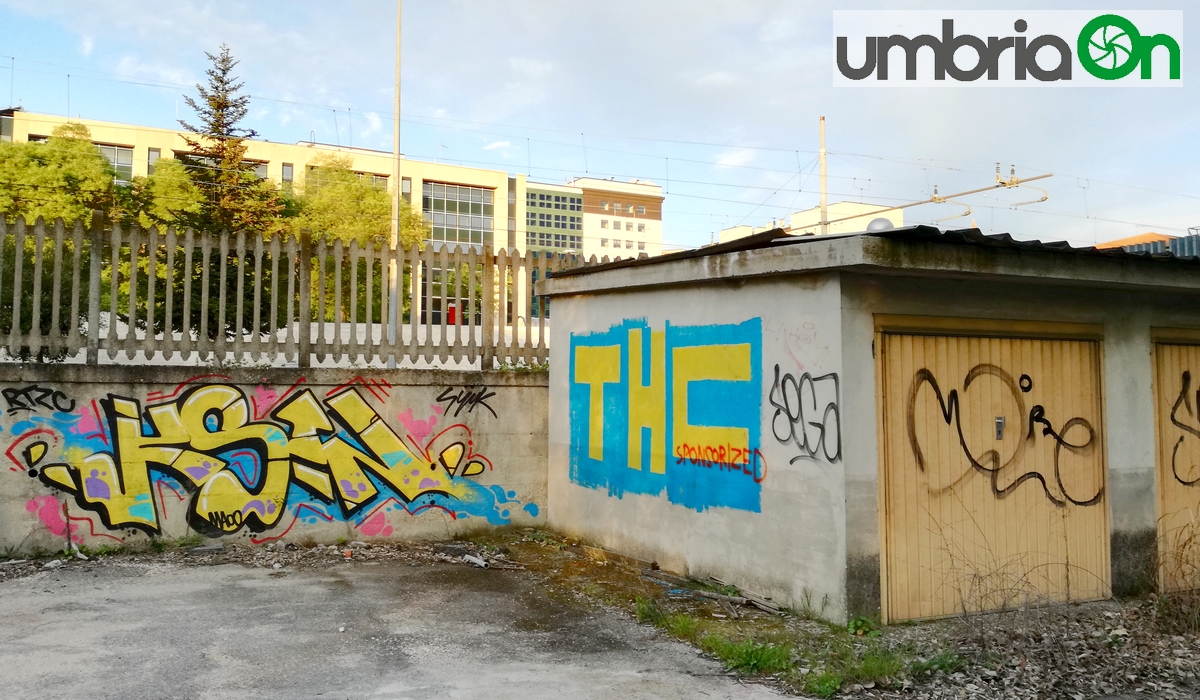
[1078,14,1180,80]
[832,11,1182,87]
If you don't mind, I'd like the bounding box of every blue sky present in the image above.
[0,0,1196,249]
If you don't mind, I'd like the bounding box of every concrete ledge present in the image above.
[0,364,549,388]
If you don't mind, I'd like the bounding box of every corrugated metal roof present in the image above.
[548,225,1200,280]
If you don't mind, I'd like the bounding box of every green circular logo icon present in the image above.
[1079,14,1141,79]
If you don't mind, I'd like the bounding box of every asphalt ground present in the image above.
[0,556,785,700]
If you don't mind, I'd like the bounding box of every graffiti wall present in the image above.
[569,318,765,512]
[550,276,847,615]
[0,368,546,550]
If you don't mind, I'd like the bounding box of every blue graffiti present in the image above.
[569,318,764,513]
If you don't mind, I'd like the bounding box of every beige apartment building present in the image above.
[719,201,903,243]
[0,108,663,259]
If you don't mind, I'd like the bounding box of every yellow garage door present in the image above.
[880,333,1109,621]
[1155,343,1200,592]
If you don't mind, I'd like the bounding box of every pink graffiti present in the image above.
[358,510,394,537]
[25,495,79,541]
[397,405,440,443]
[252,386,279,420]
[74,407,101,438]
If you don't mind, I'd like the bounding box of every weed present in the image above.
[795,588,832,621]
[1,545,19,560]
[910,651,967,676]
[495,361,549,373]
[174,533,203,549]
[78,543,128,558]
[803,671,844,698]
[635,596,665,625]
[149,538,168,553]
[849,647,905,681]
[662,613,700,640]
[336,537,347,546]
[700,634,793,674]
[848,615,881,638]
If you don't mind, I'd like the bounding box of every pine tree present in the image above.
[178,44,282,234]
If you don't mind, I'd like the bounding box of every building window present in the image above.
[422,181,495,246]
[612,202,621,213]
[638,241,645,251]
[96,144,134,184]
[637,205,646,215]
[370,174,388,189]
[637,223,646,233]
[281,162,293,183]
[600,239,608,247]
[0,114,11,142]
[148,148,161,176]
[251,162,268,179]
[613,239,621,248]
[626,222,633,231]
[626,204,634,213]
[626,240,633,249]
[570,196,582,211]
[401,176,412,203]
[600,220,608,229]
[601,201,608,211]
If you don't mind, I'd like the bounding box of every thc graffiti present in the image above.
[569,318,764,513]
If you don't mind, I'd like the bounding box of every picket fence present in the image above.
[0,216,633,368]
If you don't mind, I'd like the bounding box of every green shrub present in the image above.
[700,634,793,674]
[635,596,664,625]
[662,613,699,640]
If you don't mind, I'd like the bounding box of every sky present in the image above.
[0,0,1196,250]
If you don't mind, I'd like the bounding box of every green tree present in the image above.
[132,158,205,229]
[0,122,115,225]
[178,44,282,234]
[295,152,427,249]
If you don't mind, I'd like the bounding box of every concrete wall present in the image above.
[839,273,1200,608]
[0,365,546,553]
[548,274,850,618]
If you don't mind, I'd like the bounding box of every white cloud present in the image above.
[695,71,737,87]
[715,149,757,168]
[79,35,93,56]
[483,140,510,151]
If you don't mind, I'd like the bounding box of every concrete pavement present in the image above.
[0,557,784,700]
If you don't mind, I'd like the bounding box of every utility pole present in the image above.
[819,115,828,236]
[387,0,402,363]
[390,0,402,244]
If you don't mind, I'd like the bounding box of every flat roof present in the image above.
[537,225,1200,297]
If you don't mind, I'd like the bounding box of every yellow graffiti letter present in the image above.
[627,328,666,473]
[672,344,752,456]
[574,345,621,461]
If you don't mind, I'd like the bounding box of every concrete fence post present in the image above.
[481,245,495,370]
[297,229,312,369]
[86,211,103,366]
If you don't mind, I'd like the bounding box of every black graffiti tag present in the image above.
[437,386,498,418]
[907,364,1101,508]
[768,365,842,464]
[1169,370,1200,486]
[2,385,75,415]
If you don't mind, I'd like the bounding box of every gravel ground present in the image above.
[841,599,1200,699]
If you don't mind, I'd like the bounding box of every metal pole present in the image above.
[387,0,402,365]
[819,115,827,236]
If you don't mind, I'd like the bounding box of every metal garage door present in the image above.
[880,333,1109,621]
[1154,343,1200,592]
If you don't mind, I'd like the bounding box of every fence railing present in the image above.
[0,216,634,368]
